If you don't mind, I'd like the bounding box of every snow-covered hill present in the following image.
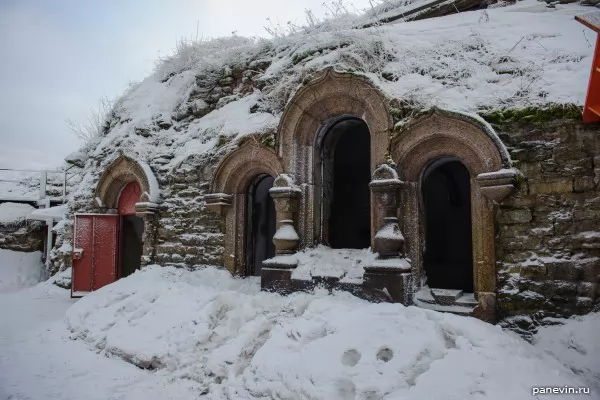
[69,0,595,200]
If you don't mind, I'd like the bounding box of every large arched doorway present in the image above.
[246,174,276,276]
[422,158,473,292]
[321,118,371,249]
[118,181,145,278]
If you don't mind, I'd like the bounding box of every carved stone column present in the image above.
[474,168,517,323]
[262,174,301,292]
[364,165,412,304]
[135,201,160,267]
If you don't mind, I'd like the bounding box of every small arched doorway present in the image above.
[118,181,145,278]
[320,118,371,249]
[246,174,276,276]
[422,158,473,292]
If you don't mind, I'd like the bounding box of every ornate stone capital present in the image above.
[135,201,160,216]
[204,193,233,216]
[477,168,518,202]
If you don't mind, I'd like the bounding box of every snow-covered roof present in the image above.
[0,202,36,226]
[67,0,596,201]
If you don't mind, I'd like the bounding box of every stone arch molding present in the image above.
[206,140,284,275]
[95,153,160,211]
[210,140,284,195]
[391,108,518,323]
[276,68,394,247]
[277,68,393,177]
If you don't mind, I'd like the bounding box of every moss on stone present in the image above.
[259,130,276,148]
[215,135,230,149]
[479,104,582,128]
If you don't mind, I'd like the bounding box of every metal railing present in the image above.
[0,166,80,204]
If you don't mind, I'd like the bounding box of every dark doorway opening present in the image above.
[246,174,276,276]
[119,215,144,278]
[422,158,473,292]
[321,118,371,249]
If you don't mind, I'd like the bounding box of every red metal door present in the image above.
[72,214,119,297]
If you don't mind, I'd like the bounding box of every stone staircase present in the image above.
[414,288,478,316]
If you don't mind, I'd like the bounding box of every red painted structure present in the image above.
[576,12,600,124]
[118,181,142,215]
[71,214,119,296]
[71,181,142,297]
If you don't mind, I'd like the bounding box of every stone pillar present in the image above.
[262,174,301,293]
[473,168,517,323]
[364,165,412,304]
[135,202,161,267]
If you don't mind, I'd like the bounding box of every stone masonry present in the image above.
[495,119,600,321]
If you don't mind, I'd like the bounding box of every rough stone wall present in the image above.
[495,119,600,325]
[153,153,226,268]
[0,221,45,252]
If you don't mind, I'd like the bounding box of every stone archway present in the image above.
[391,108,516,322]
[277,68,393,247]
[94,153,161,267]
[206,140,283,275]
[95,154,160,210]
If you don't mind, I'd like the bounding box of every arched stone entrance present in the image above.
[319,118,371,249]
[392,109,516,322]
[276,68,393,248]
[422,158,473,292]
[94,154,161,265]
[206,140,283,275]
[72,155,160,296]
[118,181,145,278]
[246,174,276,276]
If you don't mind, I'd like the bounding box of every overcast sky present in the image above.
[0,0,372,170]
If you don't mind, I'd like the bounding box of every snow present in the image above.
[533,312,600,392]
[28,203,68,221]
[65,0,595,211]
[0,202,36,225]
[0,260,596,400]
[170,93,278,167]
[0,170,41,200]
[272,223,299,241]
[138,159,161,203]
[287,246,377,282]
[0,249,43,292]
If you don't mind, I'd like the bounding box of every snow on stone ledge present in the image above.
[288,245,377,283]
[65,265,589,399]
[0,202,36,226]
[138,160,161,204]
[28,204,68,222]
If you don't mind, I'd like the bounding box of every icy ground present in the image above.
[0,259,597,400]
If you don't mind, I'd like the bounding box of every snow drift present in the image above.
[0,249,43,293]
[0,202,36,226]
[533,312,600,392]
[66,266,593,399]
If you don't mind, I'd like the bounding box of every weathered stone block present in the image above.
[519,263,546,279]
[573,207,600,221]
[498,208,532,224]
[529,179,573,195]
[546,260,578,281]
[577,282,598,298]
[573,176,596,192]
